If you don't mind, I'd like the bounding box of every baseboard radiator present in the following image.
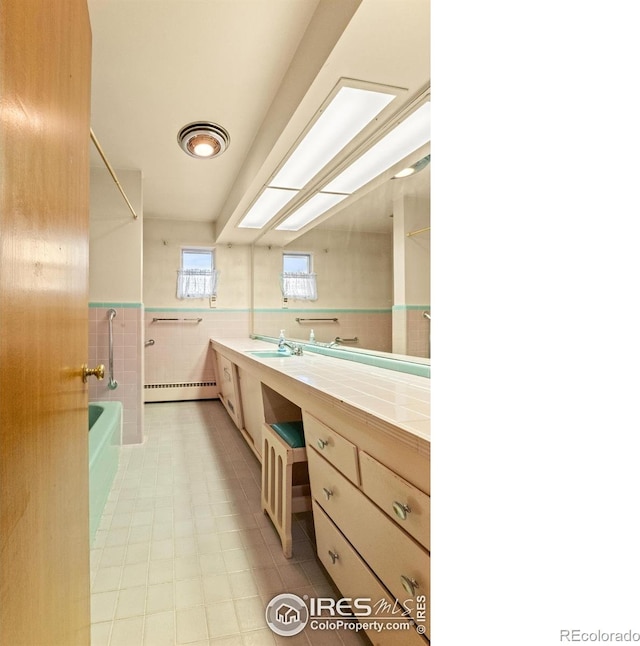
[144,381,218,403]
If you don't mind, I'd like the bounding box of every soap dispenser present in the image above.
[309,329,316,344]
[278,329,287,352]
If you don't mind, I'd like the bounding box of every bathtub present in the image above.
[89,401,122,544]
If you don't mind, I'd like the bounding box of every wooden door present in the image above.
[0,2,92,644]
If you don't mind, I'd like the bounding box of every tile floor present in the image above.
[90,400,368,646]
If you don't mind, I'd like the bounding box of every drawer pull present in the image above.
[400,575,419,596]
[317,438,329,450]
[322,487,334,500]
[328,550,339,564]
[392,501,411,520]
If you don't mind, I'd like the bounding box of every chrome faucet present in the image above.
[327,337,341,348]
[279,339,303,355]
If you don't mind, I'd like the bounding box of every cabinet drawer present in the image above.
[303,412,360,485]
[313,501,428,645]
[308,449,430,628]
[359,451,430,551]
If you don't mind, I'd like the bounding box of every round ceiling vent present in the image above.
[177,121,230,159]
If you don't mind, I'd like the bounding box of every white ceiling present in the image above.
[88,0,430,244]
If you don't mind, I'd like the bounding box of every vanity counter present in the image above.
[210,337,430,449]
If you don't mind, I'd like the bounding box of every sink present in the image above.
[249,350,292,358]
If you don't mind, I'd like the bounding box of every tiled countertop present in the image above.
[210,337,430,445]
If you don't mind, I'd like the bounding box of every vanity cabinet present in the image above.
[237,367,264,458]
[304,411,430,643]
[214,350,244,431]
[212,344,265,461]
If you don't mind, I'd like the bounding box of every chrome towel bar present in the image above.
[295,317,338,323]
[152,317,202,323]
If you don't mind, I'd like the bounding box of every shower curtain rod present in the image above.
[407,226,430,237]
[90,128,139,220]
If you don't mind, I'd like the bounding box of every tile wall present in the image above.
[89,304,144,445]
[253,310,392,352]
[143,309,251,386]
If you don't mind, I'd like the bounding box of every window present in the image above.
[281,252,317,300]
[176,247,219,299]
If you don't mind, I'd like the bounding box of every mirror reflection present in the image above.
[251,160,430,359]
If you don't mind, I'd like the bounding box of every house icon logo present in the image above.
[276,603,300,625]
[265,593,309,636]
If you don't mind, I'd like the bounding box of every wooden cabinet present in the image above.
[305,410,430,642]
[212,346,265,461]
[237,366,264,458]
[313,502,425,646]
[215,351,243,431]
[359,451,430,550]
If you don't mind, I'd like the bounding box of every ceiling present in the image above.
[88,0,430,245]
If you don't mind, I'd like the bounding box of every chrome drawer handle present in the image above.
[392,501,411,520]
[400,575,419,596]
[328,550,339,564]
[317,438,328,450]
[322,487,333,500]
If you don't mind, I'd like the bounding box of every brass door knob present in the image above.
[82,364,105,382]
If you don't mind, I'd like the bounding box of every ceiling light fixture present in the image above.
[274,99,430,232]
[275,192,348,231]
[237,80,402,230]
[393,154,431,179]
[177,121,230,159]
[270,86,396,189]
[238,188,299,229]
[323,101,431,194]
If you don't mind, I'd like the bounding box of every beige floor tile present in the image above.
[233,596,269,632]
[241,628,277,646]
[143,611,175,646]
[90,620,112,646]
[205,599,241,639]
[203,573,233,604]
[229,570,260,599]
[148,558,174,585]
[146,582,174,615]
[91,590,119,624]
[175,577,204,609]
[110,616,144,645]
[115,585,146,619]
[176,606,209,644]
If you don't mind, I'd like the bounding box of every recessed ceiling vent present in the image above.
[177,121,230,159]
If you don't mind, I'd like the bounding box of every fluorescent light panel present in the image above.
[324,101,431,194]
[275,192,348,231]
[237,188,298,229]
[269,87,396,190]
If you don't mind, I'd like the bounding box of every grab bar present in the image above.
[334,336,359,344]
[107,309,118,390]
[295,317,338,323]
[152,317,202,323]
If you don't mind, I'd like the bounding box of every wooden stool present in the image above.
[261,421,311,558]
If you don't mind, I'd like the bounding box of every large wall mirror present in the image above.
[251,159,430,360]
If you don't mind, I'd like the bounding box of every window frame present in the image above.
[180,246,215,273]
[282,251,312,274]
